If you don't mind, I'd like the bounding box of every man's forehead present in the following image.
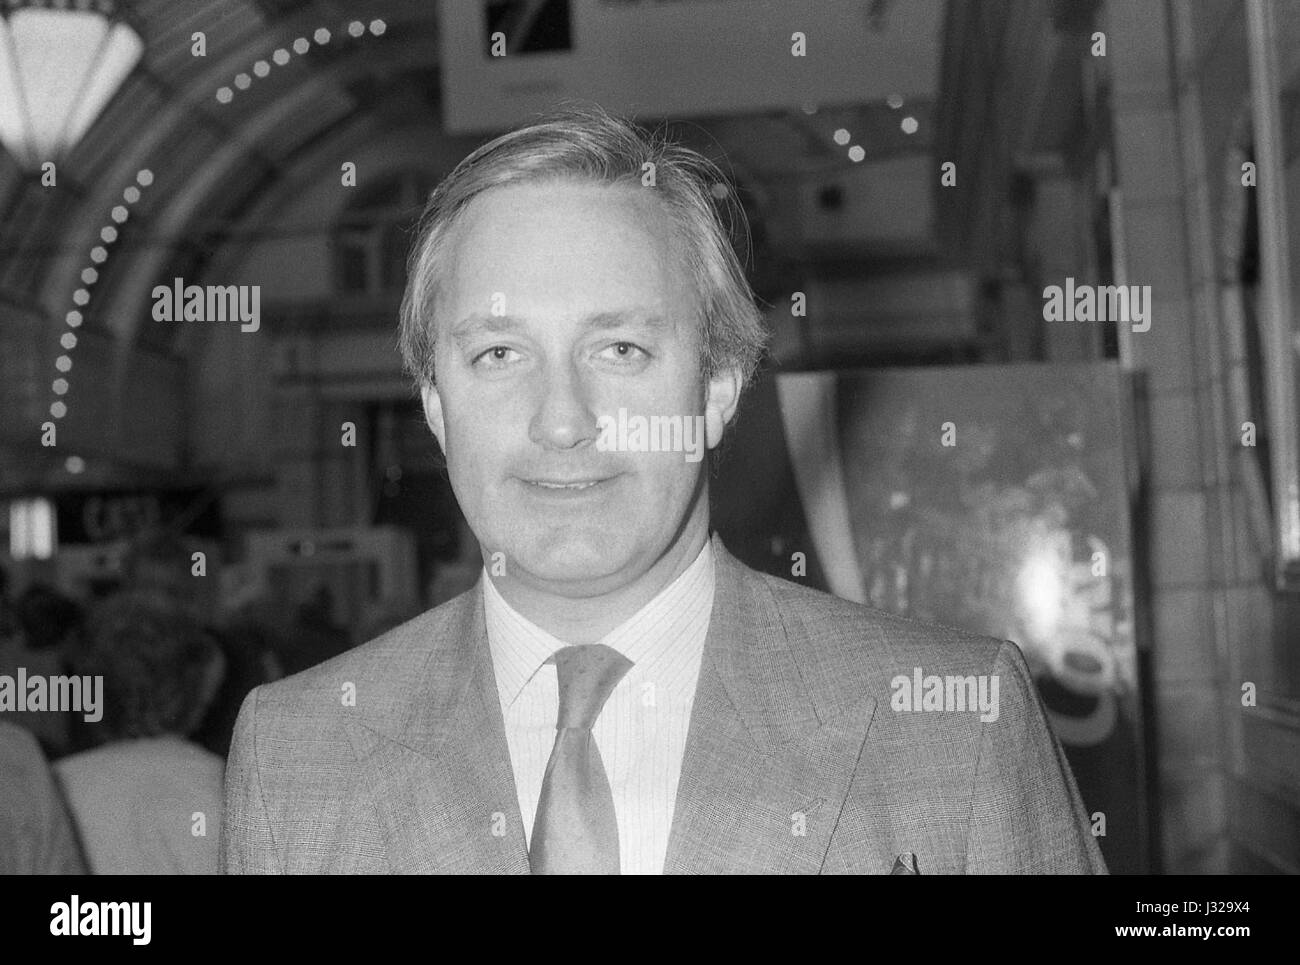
[434,180,697,331]
[448,180,667,257]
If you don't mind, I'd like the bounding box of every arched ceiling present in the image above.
[0,0,444,348]
[1,0,947,362]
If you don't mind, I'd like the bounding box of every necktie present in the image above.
[529,643,634,874]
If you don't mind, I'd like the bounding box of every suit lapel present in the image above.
[338,535,876,874]
[663,536,876,874]
[343,582,530,874]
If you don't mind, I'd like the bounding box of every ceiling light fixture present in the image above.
[0,0,143,169]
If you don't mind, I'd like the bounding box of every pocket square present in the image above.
[890,852,919,875]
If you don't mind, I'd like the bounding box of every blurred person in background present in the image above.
[121,528,202,617]
[0,721,87,874]
[120,527,284,760]
[54,593,226,874]
[1,582,83,758]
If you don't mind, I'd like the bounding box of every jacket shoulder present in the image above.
[750,567,1008,675]
[247,589,474,728]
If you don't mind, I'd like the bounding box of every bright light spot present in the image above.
[234,73,251,90]
[348,21,364,38]
[81,268,97,284]
[72,288,89,305]
[137,169,153,186]
[111,205,128,223]
[1017,550,1063,643]
[887,93,904,109]
[50,401,67,419]
[90,247,107,263]
[216,87,233,104]
[273,48,290,65]
[60,333,76,349]
[65,456,85,474]
[101,226,117,243]
[10,498,55,559]
[66,311,83,327]
[52,379,68,395]
[901,116,919,135]
[314,27,331,44]
[55,355,72,372]
[253,60,270,77]
[369,19,386,36]
[123,186,140,203]
[709,182,729,199]
[800,102,818,115]
[833,128,851,146]
[848,145,865,162]
[293,37,309,54]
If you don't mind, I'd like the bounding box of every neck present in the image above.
[486,514,710,645]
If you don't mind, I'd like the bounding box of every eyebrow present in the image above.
[448,309,673,349]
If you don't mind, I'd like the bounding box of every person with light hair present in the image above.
[223,105,1103,875]
[56,593,226,874]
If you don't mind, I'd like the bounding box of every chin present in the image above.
[505,530,638,591]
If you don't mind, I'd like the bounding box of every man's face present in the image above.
[421,179,740,598]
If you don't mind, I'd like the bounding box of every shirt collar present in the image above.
[483,538,715,707]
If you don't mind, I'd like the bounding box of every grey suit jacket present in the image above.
[221,533,1107,874]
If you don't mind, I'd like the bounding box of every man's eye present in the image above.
[473,345,520,367]
[600,342,649,361]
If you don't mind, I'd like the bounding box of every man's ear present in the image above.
[704,364,743,450]
[420,382,447,451]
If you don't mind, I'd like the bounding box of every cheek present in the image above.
[442,395,517,474]
[642,450,703,493]
[607,365,704,418]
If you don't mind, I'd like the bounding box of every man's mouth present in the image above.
[527,479,600,490]
[522,476,611,492]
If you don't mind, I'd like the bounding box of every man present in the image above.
[222,106,1106,874]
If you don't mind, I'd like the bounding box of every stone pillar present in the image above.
[1107,0,1230,873]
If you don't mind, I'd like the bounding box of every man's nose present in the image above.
[528,363,598,450]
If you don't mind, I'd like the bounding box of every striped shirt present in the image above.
[482,539,714,874]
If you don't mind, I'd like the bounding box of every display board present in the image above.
[715,361,1150,873]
